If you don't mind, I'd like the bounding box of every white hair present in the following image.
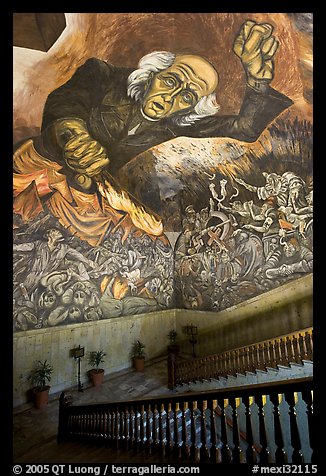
[127,51,220,126]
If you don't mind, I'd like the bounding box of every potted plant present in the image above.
[88,350,106,387]
[28,360,54,409]
[167,329,180,355]
[132,340,146,372]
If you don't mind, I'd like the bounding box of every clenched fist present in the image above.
[233,20,279,87]
[54,118,110,189]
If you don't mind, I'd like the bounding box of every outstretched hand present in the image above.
[233,20,279,83]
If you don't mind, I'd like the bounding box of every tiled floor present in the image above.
[13,357,175,461]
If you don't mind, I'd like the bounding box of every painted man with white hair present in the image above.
[36,20,292,188]
[14,20,293,240]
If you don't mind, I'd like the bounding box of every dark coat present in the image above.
[40,58,293,176]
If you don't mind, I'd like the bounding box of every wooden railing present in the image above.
[58,377,314,463]
[168,328,313,390]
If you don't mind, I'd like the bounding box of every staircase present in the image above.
[57,328,314,464]
[175,360,313,392]
[168,328,313,390]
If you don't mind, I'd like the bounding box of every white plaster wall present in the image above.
[13,309,176,407]
[175,274,313,356]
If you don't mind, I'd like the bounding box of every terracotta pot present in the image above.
[33,386,50,409]
[134,357,145,372]
[89,369,104,387]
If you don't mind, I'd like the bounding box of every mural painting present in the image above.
[13,13,313,330]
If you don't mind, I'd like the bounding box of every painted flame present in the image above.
[98,180,163,236]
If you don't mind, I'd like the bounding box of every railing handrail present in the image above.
[61,376,313,413]
[172,327,313,388]
[178,327,313,367]
[58,377,314,463]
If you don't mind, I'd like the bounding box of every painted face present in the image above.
[283,243,297,257]
[142,55,218,120]
[73,289,87,305]
[42,291,56,309]
[68,306,82,322]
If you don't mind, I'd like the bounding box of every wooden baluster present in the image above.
[85,413,89,437]
[292,335,301,363]
[202,358,206,380]
[284,391,303,463]
[227,350,233,375]
[104,413,110,445]
[275,339,283,366]
[208,399,218,463]
[190,400,200,462]
[229,396,244,463]
[259,344,266,370]
[181,402,190,459]
[255,344,262,371]
[248,346,255,373]
[219,353,225,377]
[298,333,308,361]
[264,342,272,368]
[165,402,173,454]
[255,394,270,464]
[305,331,313,360]
[85,413,89,438]
[135,405,142,452]
[254,345,260,370]
[159,403,167,456]
[105,412,110,445]
[139,404,146,452]
[152,404,159,453]
[93,412,97,438]
[217,397,232,463]
[173,402,181,459]
[237,349,243,374]
[88,413,93,438]
[199,400,209,462]
[286,336,295,363]
[225,352,230,376]
[96,411,100,439]
[211,355,216,379]
[146,404,153,455]
[129,405,135,450]
[236,349,241,374]
[190,401,197,459]
[99,411,104,441]
[270,392,287,463]
[124,407,130,451]
[270,340,278,368]
[280,338,289,366]
[94,412,99,439]
[232,350,237,375]
[241,347,247,374]
[301,387,314,462]
[115,408,120,448]
[83,413,87,438]
[242,394,257,464]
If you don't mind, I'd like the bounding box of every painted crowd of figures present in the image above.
[175,170,313,311]
[13,218,174,331]
[13,167,313,331]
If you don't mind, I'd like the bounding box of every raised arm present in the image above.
[171,20,293,142]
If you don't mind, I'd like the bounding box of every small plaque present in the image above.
[72,346,85,359]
